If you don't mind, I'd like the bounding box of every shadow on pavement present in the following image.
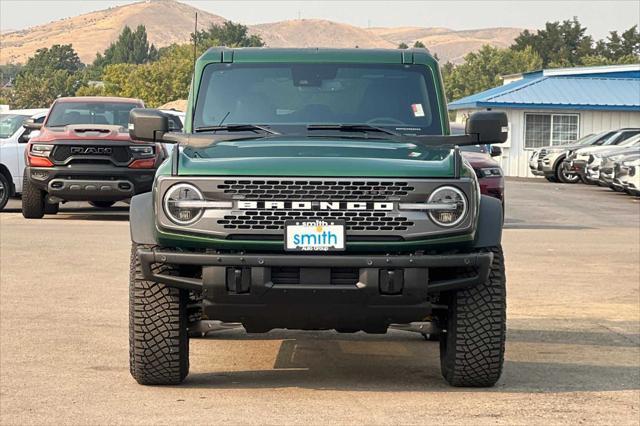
[183,327,640,393]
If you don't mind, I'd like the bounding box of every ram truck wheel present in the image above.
[129,243,189,385]
[439,246,506,387]
[21,175,45,219]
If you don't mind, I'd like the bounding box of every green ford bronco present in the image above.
[128,48,508,387]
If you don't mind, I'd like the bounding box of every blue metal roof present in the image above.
[449,68,640,111]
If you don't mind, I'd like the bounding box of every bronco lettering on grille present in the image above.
[236,201,394,211]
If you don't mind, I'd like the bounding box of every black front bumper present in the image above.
[27,165,155,201]
[137,248,493,331]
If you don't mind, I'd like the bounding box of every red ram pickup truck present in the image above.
[21,96,165,218]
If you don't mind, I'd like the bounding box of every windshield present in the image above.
[604,130,640,146]
[46,101,140,128]
[0,114,29,138]
[193,63,442,135]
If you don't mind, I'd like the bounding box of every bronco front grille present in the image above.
[156,176,477,240]
[217,210,414,232]
[218,179,415,201]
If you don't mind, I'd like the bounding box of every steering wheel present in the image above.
[366,117,405,126]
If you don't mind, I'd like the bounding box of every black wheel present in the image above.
[21,175,45,219]
[0,173,9,211]
[89,201,116,208]
[439,246,506,387]
[44,202,59,215]
[129,243,189,385]
[545,176,557,182]
[187,291,204,338]
[556,160,579,184]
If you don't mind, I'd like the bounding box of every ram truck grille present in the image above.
[51,145,132,165]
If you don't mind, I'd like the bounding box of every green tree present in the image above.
[94,25,158,68]
[0,64,23,86]
[594,25,640,60]
[512,17,594,67]
[397,42,409,49]
[78,44,193,107]
[444,45,542,101]
[194,21,264,48]
[413,40,426,48]
[10,44,84,108]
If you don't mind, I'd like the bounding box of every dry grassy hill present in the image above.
[0,0,525,65]
[0,0,225,64]
[250,19,395,49]
[369,26,524,63]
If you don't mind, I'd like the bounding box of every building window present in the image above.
[524,113,579,148]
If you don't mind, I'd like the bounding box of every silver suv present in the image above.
[529,131,615,183]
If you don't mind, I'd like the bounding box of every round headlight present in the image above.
[427,186,468,227]
[163,183,204,225]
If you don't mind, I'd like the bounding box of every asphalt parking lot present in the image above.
[1,179,639,425]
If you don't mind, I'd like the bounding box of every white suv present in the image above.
[0,109,48,210]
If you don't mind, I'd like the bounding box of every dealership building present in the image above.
[448,64,640,177]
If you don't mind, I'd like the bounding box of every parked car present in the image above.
[0,109,48,210]
[21,97,164,218]
[615,154,640,196]
[583,134,640,184]
[126,47,508,387]
[564,128,640,184]
[529,130,616,183]
[596,139,640,190]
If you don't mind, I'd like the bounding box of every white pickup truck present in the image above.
[0,109,48,210]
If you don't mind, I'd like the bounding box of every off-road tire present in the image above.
[21,175,45,219]
[89,201,115,208]
[129,243,189,385]
[439,246,506,387]
[0,173,10,211]
[44,202,59,215]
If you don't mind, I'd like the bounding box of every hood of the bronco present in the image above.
[177,138,456,177]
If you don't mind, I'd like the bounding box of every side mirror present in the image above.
[19,130,40,143]
[129,108,169,142]
[23,119,42,131]
[466,111,508,144]
[490,145,502,157]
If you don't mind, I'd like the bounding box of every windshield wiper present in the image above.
[194,124,280,135]
[307,124,401,137]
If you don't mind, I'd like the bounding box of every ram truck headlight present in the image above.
[427,186,468,227]
[163,183,205,225]
[31,144,53,157]
[477,167,503,178]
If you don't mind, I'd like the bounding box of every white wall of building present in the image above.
[453,108,640,177]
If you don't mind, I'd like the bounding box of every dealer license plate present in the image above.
[285,220,345,251]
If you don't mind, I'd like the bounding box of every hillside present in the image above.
[250,19,395,49]
[369,26,524,63]
[0,0,525,65]
[0,0,225,64]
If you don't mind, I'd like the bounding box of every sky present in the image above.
[1,0,639,39]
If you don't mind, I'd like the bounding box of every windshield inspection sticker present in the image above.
[411,103,425,117]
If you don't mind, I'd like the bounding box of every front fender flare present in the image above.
[130,192,158,245]
[473,195,503,248]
